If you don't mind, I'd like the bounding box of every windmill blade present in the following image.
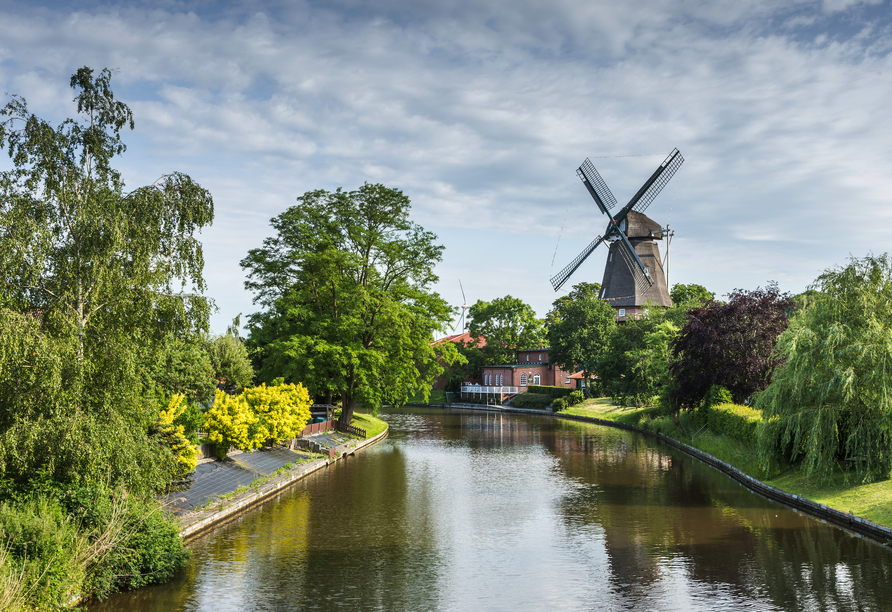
[459,279,467,304]
[615,233,654,295]
[577,159,618,214]
[616,148,684,220]
[550,234,606,292]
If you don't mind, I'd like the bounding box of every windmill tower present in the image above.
[550,149,683,321]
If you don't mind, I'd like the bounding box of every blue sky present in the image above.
[1,0,890,335]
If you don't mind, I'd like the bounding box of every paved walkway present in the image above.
[165,432,355,515]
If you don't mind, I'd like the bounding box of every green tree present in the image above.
[242,184,460,427]
[757,255,892,483]
[546,282,615,391]
[204,319,255,392]
[0,67,214,495]
[670,283,715,305]
[147,334,216,403]
[468,295,544,365]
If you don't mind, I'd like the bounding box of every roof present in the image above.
[432,332,486,348]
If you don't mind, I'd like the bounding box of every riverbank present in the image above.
[561,398,892,540]
[175,412,389,541]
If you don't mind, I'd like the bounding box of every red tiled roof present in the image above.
[432,332,486,348]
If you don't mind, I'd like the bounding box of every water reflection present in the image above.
[90,408,892,611]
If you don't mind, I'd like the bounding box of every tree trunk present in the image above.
[338,395,355,429]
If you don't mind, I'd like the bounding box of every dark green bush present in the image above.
[707,402,762,446]
[57,484,190,599]
[567,390,584,406]
[552,397,568,412]
[511,393,553,409]
[526,385,573,398]
[703,385,733,410]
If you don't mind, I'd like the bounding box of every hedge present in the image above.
[511,393,553,409]
[706,402,762,446]
[526,385,573,398]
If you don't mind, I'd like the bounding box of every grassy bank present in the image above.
[562,397,892,529]
[406,389,447,404]
[350,412,388,439]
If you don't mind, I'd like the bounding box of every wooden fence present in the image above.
[299,419,335,437]
[336,422,367,439]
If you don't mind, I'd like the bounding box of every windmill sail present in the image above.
[577,159,617,214]
[617,148,684,218]
[550,234,605,291]
[615,234,654,296]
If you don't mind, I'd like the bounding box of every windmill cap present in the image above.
[625,211,664,239]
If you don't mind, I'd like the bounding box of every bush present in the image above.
[155,394,200,477]
[706,402,762,446]
[567,390,584,406]
[511,393,553,409]
[526,385,573,398]
[703,385,733,410]
[204,390,262,458]
[242,382,312,443]
[552,397,567,412]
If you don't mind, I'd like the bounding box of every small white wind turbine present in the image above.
[452,280,470,334]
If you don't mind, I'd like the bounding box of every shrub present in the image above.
[155,394,200,477]
[707,402,762,446]
[242,382,312,444]
[567,390,584,406]
[703,385,733,410]
[203,390,263,458]
[526,385,573,398]
[552,397,567,412]
[511,393,553,409]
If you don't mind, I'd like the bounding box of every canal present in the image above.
[91,407,892,611]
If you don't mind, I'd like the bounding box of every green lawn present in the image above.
[350,411,388,438]
[561,397,892,528]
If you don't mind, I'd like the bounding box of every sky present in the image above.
[1,0,890,335]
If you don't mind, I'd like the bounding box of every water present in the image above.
[90,408,892,611]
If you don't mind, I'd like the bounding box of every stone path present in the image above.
[165,433,354,515]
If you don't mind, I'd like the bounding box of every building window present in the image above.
[618,308,626,317]
[498,374,503,385]
[533,373,541,385]
[565,374,571,384]
[520,373,527,386]
[538,354,542,362]
[526,354,529,362]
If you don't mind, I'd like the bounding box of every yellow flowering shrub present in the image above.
[157,394,200,474]
[204,389,265,458]
[242,382,312,444]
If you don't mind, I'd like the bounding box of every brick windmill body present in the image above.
[551,150,683,321]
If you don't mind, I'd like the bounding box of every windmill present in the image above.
[452,280,470,334]
[550,149,683,316]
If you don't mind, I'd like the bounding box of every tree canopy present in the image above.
[546,282,615,386]
[757,255,892,483]
[670,283,793,408]
[670,283,715,305]
[0,67,215,495]
[468,295,544,365]
[242,184,460,426]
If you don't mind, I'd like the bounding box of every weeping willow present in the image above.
[757,254,892,483]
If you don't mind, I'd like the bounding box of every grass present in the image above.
[560,396,892,529]
[350,411,388,438]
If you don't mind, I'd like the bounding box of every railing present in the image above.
[336,422,367,439]
[461,385,519,394]
[299,419,335,437]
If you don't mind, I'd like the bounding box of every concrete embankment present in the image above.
[176,427,389,542]
[416,402,892,545]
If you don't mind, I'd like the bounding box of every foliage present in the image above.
[669,283,715,305]
[242,184,459,426]
[57,483,189,599]
[706,402,762,446]
[203,390,262,458]
[0,67,214,496]
[147,334,216,403]
[552,397,567,412]
[757,255,892,483]
[703,385,733,410]
[205,318,255,392]
[670,283,794,408]
[154,394,199,477]
[596,306,682,407]
[567,390,584,406]
[527,385,573,398]
[468,295,545,366]
[173,399,205,445]
[242,382,312,444]
[444,342,487,392]
[510,393,553,409]
[546,282,615,387]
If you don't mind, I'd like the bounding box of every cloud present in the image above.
[1,0,891,329]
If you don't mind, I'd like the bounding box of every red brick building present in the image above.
[431,332,486,390]
[480,348,573,390]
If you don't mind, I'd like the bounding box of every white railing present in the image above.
[461,385,519,394]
